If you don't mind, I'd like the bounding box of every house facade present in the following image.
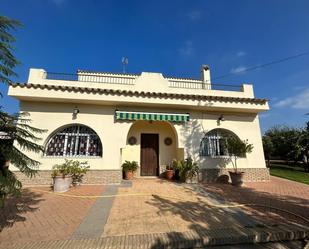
[8,66,269,185]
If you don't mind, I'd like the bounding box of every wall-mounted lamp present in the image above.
[73,107,80,115]
[217,114,225,125]
[218,114,225,122]
[72,107,80,120]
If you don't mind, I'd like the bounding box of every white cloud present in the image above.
[274,88,309,109]
[178,41,193,57]
[230,66,247,74]
[236,51,247,57]
[187,10,202,21]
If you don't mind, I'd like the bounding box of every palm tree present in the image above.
[0,16,46,207]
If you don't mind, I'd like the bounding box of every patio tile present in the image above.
[1,176,308,248]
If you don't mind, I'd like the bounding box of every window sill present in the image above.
[43,156,102,159]
[200,155,230,159]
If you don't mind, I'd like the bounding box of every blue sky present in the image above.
[1,0,309,132]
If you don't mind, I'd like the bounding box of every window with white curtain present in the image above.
[199,129,237,157]
[45,125,102,157]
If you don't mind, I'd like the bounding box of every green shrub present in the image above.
[121,161,138,172]
[172,157,199,182]
[52,159,89,186]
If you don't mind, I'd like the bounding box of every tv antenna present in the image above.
[122,57,128,73]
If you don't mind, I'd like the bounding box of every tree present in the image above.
[297,121,309,172]
[226,136,253,173]
[0,110,46,207]
[0,16,45,207]
[264,125,301,163]
[262,135,274,167]
[0,16,21,88]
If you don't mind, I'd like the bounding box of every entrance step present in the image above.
[2,223,308,249]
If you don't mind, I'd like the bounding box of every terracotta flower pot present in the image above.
[53,175,72,192]
[125,170,134,180]
[165,169,174,180]
[229,171,245,186]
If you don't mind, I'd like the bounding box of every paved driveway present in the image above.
[0,176,308,248]
[104,177,309,237]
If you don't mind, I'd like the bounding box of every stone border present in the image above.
[14,168,269,185]
[199,168,270,183]
[2,223,308,249]
[72,185,118,239]
[13,170,122,186]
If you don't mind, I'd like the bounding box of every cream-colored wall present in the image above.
[175,112,266,169]
[24,68,255,98]
[10,101,266,172]
[8,86,268,113]
[122,121,178,175]
[10,101,131,171]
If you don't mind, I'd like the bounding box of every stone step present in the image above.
[1,223,308,249]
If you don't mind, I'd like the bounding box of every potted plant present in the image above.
[226,136,253,186]
[173,157,199,183]
[52,159,89,192]
[121,160,138,180]
[52,162,71,193]
[165,165,174,180]
[172,159,181,180]
[68,160,89,186]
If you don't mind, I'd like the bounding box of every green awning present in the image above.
[115,111,190,122]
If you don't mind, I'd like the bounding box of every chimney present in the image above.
[201,65,211,84]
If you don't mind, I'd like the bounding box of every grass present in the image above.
[270,164,309,185]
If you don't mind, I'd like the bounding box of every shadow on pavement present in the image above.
[146,181,309,248]
[0,189,44,232]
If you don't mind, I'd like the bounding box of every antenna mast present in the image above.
[122,57,128,73]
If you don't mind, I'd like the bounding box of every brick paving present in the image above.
[0,176,308,249]
[1,226,308,249]
[201,176,309,222]
[0,185,105,247]
[103,177,309,238]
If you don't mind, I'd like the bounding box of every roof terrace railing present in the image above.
[45,72,243,91]
[45,72,137,85]
[168,79,243,92]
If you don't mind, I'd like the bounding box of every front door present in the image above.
[140,133,159,176]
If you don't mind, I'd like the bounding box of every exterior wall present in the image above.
[14,170,122,186]
[26,68,255,98]
[8,84,268,113]
[199,168,270,183]
[10,101,132,173]
[10,100,268,184]
[122,120,179,176]
[175,111,266,170]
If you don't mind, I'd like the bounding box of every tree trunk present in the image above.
[267,157,271,168]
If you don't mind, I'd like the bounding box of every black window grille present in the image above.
[45,125,102,157]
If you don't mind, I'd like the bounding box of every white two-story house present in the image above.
[8,65,269,185]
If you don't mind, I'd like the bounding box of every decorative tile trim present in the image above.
[199,168,270,183]
[13,170,122,186]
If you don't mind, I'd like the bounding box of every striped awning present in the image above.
[115,111,190,122]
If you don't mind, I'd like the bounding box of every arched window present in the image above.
[199,129,238,157]
[45,125,102,157]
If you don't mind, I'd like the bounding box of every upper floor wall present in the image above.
[8,66,269,113]
[27,67,254,98]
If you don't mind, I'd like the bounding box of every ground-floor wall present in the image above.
[14,170,122,185]
[199,168,270,183]
[13,101,269,184]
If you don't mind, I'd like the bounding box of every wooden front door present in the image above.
[140,134,159,176]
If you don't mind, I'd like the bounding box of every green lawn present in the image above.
[270,164,309,185]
